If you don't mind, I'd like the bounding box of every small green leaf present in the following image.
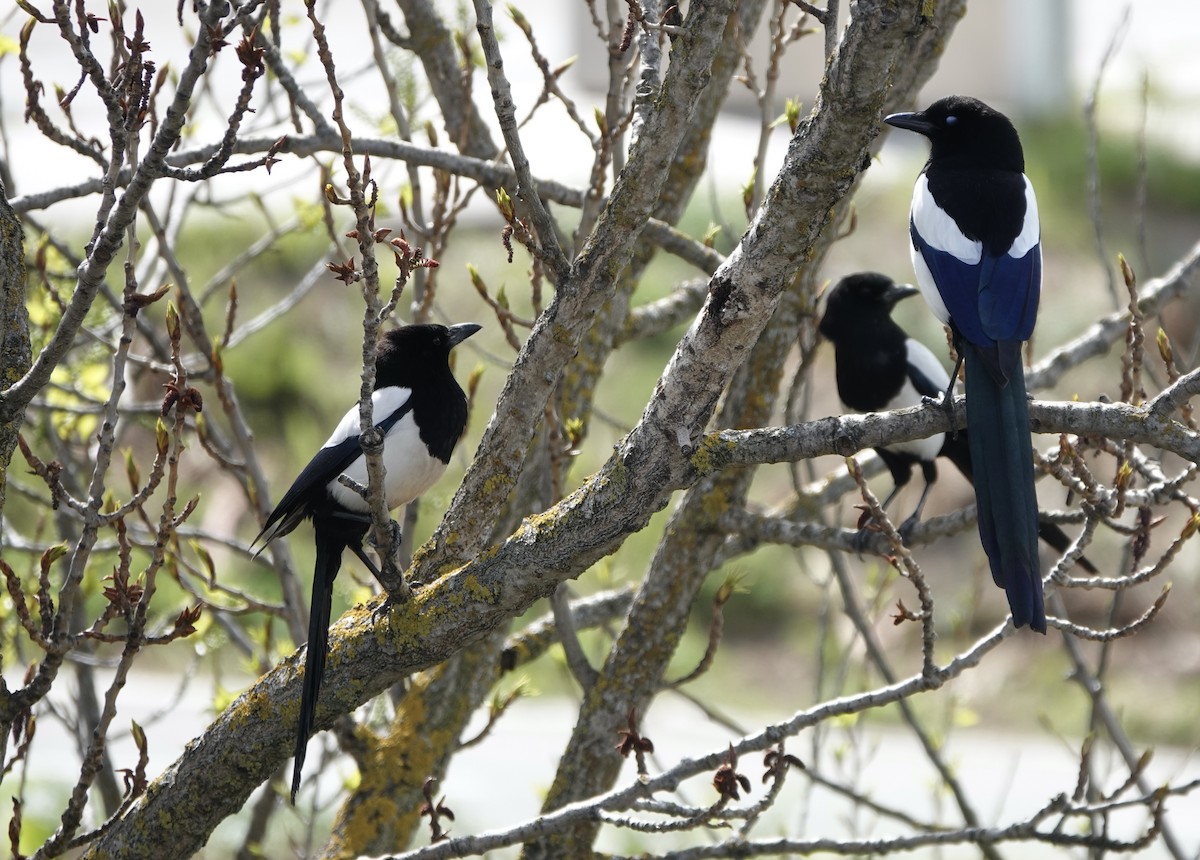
[155,418,169,455]
[164,302,180,341]
[495,187,515,220]
[190,539,215,583]
[130,719,148,753]
[41,544,69,567]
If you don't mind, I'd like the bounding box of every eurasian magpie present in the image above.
[884,95,1046,632]
[819,272,1095,575]
[253,322,480,802]
[819,272,949,531]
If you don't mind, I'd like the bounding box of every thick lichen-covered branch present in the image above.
[555,0,771,437]
[389,624,1018,860]
[0,180,30,549]
[410,0,742,580]
[0,180,30,773]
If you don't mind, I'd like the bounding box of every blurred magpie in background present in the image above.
[884,95,1046,632]
[819,272,1095,574]
[819,273,948,531]
[254,322,480,802]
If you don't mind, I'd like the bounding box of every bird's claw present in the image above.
[366,519,410,601]
[934,391,959,440]
[368,519,405,554]
[376,565,410,604]
[853,519,917,554]
[370,596,390,625]
[370,592,399,626]
[850,525,876,556]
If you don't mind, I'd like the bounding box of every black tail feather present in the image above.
[963,344,1046,632]
[291,528,343,803]
[941,428,1097,575]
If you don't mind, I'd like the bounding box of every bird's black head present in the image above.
[375,322,481,389]
[884,95,1025,173]
[818,272,917,344]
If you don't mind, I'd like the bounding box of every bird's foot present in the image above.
[851,507,885,556]
[925,390,959,440]
[850,527,876,556]
[854,519,917,553]
[367,520,411,603]
[366,518,404,554]
[370,591,402,626]
[896,515,920,546]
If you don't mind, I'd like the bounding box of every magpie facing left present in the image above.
[254,322,480,802]
[885,95,1045,632]
[819,272,1096,576]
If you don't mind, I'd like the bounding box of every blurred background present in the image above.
[2,0,1199,856]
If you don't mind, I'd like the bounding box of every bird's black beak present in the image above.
[884,283,919,306]
[447,322,482,347]
[884,110,935,136]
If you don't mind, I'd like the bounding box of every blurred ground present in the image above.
[7,666,1196,857]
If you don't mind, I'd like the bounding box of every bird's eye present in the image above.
[945,115,958,126]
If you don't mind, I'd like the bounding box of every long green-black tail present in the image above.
[291,528,344,802]
[963,343,1045,632]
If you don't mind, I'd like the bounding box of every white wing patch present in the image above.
[320,386,449,513]
[911,174,981,263]
[320,387,413,451]
[1009,176,1040,258]
[910,244,951,326]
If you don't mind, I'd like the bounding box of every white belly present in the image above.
[327,413,448,512]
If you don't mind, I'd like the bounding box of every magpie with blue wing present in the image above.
[253,322,480,802]
[884,95,1046,632]
[819,272,1096,575]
